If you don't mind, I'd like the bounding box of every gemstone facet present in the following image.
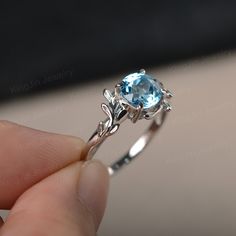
[120,72,163,109]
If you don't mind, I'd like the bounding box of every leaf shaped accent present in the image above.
[108,124,119,136]
[103,89,113,103]
[101,103,113,128]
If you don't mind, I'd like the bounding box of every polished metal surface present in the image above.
[84,71,172,176]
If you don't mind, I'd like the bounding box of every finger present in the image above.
[1,160,109,236]
[0,217,3,228]
[0,120,85,208]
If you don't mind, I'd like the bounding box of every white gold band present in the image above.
[86,111,167,176]
[83,70,172,176]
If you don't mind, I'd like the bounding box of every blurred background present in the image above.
[1,1,236,235]
[1,1,236,100]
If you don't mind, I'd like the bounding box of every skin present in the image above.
[0,120,109,236]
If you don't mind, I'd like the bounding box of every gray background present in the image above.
[1,52,236,236]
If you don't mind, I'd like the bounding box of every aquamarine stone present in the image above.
[120,72,163,109]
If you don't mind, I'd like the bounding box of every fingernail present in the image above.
[77,160,109,230]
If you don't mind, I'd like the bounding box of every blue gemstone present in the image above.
[120,72,163,109]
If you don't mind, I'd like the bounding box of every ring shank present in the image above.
[85,111,167,176]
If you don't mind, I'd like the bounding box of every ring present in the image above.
[84,69,172,176]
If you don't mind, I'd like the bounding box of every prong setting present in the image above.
[131,103,144,123]
[162,100,172,112]
[161,88,173,98]
[115,83,122,96]
[140,69,146,74]
[99,70,172,136]
[144,104,163,120]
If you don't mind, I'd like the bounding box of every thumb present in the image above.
[1,160,109,236]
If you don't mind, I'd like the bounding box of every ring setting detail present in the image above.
[85,69,172,176]
[104,69,172,124]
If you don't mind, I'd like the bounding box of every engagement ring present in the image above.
[84,69,172,176]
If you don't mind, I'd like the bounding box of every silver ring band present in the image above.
[83,70,172,176]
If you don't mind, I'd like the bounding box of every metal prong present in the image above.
[131,103,143,123]
[166,91,173,98]
[115,83,122,95]
[162,101,172,112]
[140,69,146,74]
[121,100,137,111]
[162,89,173,98]
[145,105,163,120]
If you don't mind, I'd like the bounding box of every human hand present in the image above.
[0,121,109,236]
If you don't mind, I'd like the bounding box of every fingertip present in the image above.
[0,120,86,209]
[78,160,109,229]
[1,160,109,236]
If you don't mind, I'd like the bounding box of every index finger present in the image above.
[0,120,85,209]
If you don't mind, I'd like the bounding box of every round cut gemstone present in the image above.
[120,72,163,109]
